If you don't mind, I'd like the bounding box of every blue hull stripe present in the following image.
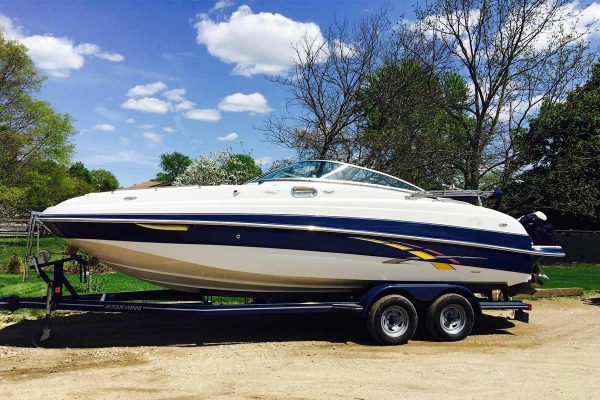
[40,213,533,251]
[42,218,534,274]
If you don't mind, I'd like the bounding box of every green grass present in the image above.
[0,237,67,270]
[542,264,600,291]
[0,271,161,297]
[0,263,598,305]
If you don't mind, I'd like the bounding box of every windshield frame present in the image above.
[246,160,423,192]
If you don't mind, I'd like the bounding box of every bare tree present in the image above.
[262,10,389,162]
[399,0,595,188]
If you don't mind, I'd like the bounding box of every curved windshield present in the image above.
[256,161,341,180]
[249,160,420,191]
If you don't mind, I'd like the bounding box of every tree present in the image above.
[175,151,263,186]
[90,169,119,192]
[68,161,92,183]
[0,33,77,216]
[503,63,600,228]
[358,59,471,188]
[153,151,192,181]
[263,10,389,161]
[399,0,595,188]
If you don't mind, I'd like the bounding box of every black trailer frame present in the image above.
[0,256,531,346]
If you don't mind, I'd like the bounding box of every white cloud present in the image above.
[217,132,239,141]
[218,92,273,113]
[255,156,273,166]
[126,81,167,97]
[163,127,175,133]
[142,131,162,144]
[122,97,170,114]
[93,123,116,132]
[194,5,325,76]
[0,13,123,78]
[74,43,124,62]
[212,0,234,12]
[163,88,186,102]
[125,118,136,124]
[139,123,155,129]
[83,149,155,166]
[185,108,221,122]
[174,100,195,111]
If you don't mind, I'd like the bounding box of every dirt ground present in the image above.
[0,295,599,400]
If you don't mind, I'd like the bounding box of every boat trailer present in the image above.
[0,254,531,346]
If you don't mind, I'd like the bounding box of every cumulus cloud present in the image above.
[142,131,162,144]
[217,132,239,141]
[127,81,167,97]
[122,97,170,114]
[0,13,123,78]
[74,43,124,62]
[185,108,221,122]
[218,92,273,113]
[163,88,186,102]
[174,100,195,111]
[211,0,234,12]
[125,118,136,124]
[93,123,116,132]
[139,123,155,129]
[194,5,324,76]
[163,127,175,133]
[254,156,273,166]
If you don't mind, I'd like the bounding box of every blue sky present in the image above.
[0,0,412,186]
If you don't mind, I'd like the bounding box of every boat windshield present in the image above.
[249,161,420,191]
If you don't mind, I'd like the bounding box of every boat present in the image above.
[38,160,564,295]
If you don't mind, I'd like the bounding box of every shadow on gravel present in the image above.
[0,311,517,348]
[583,297,600,307]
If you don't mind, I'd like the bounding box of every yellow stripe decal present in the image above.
[431,262,456,270]
[409,250,435,260]
[351,237,412,250]
[136,224,189,231]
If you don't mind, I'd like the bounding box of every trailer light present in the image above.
[527,304,532,311]
[55,287,61,294]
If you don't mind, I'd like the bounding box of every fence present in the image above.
[552,230,600,264]
[0,218,29,238]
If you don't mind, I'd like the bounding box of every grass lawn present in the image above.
[0,237,67,270]
[542,264,600,291]
[0,263,598,298]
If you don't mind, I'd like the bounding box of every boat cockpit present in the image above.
[247,160,421,192]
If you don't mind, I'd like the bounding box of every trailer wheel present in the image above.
[426,293,474,342]
[367,294,418,345]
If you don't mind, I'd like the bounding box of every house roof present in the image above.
[125,180,173,190]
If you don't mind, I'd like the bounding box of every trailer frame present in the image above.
[0,255,531,346]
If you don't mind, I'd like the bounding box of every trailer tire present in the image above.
[426,293,474,342]
[366,294,418,345]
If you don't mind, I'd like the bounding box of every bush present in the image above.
[5,254,25,274]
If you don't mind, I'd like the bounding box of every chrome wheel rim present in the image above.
[381,306,410,337]
[440,304,466,335]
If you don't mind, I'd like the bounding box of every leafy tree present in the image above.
[90,169,119,192]
[153,151,192,181]
[399,0,594,188]
[0,33,77,216]
[175,151,263,186]
[69,161,92,183]
[358,59,470,189]
[503,63,600,228]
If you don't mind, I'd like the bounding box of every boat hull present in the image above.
[68,239,531,293]
[41,213,537,293]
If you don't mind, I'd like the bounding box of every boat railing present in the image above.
[409,189,503,207]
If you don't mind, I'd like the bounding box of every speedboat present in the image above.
[38,160,564,295]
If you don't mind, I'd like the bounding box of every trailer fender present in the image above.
[359,284,482,318]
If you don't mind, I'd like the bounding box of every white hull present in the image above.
[71,239,530,293]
